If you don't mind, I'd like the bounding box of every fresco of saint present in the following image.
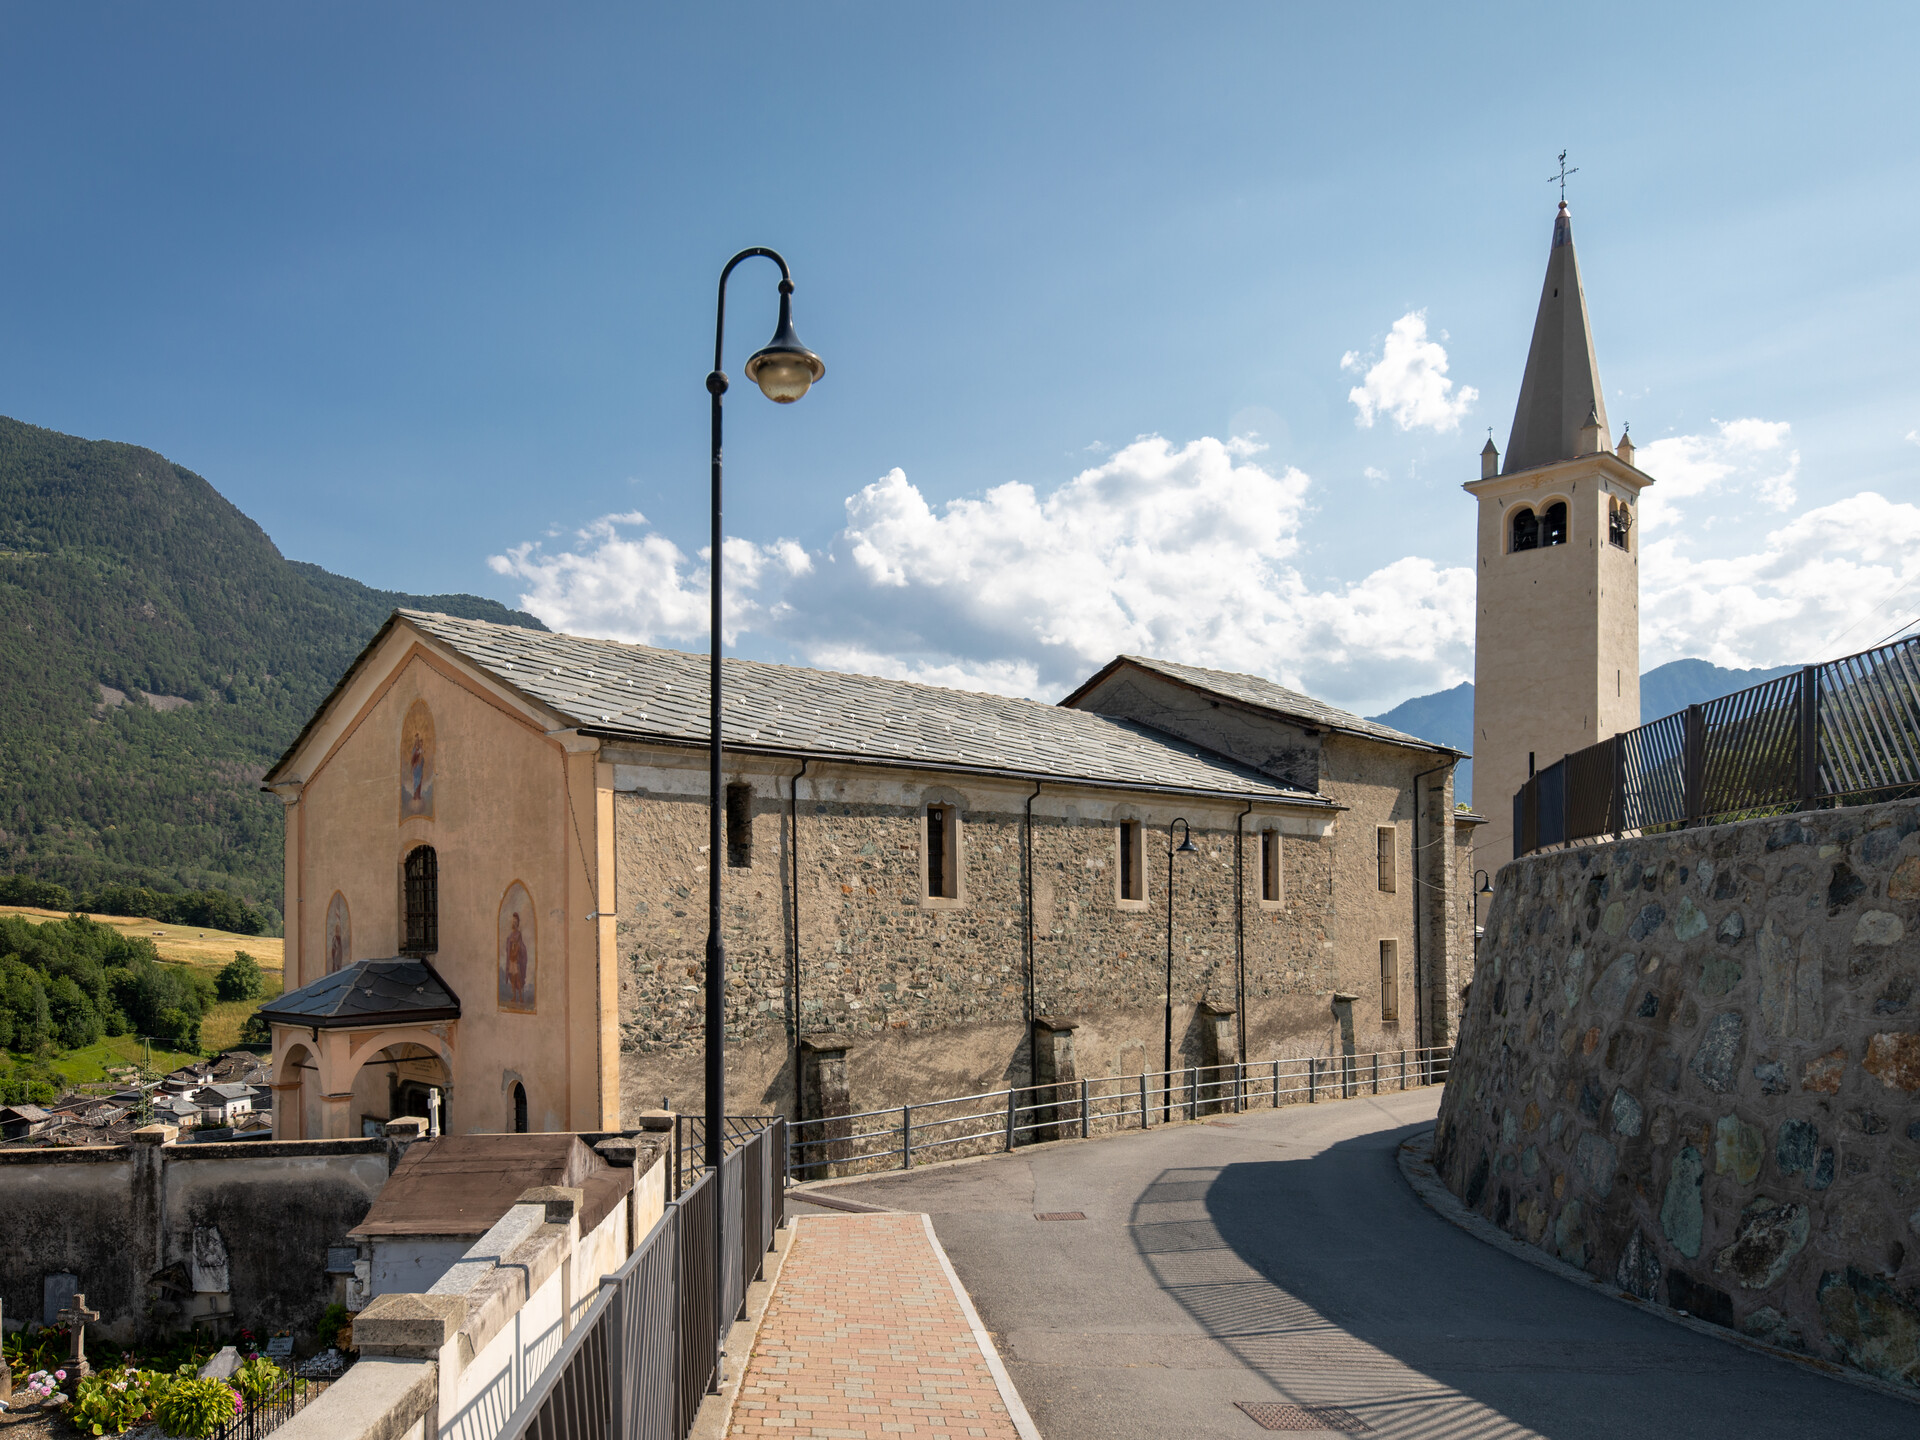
[498,882,536,1013]
[399,699,435,821]
[325,892,351,975]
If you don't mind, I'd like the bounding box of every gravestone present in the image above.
[264,1335,295,1365]
[54,1293,98,1378]
[190,1225,230,1294]
[198,1346,241,1381]
[42,1272,77,1327]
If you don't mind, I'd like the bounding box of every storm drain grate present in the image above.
[1234,1401,1370,1432]
[1034,1211,1086,1221]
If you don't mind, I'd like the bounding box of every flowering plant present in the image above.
[72,1367,163,1435]
[22,1368,62,1401]
[152,1375,242,1439]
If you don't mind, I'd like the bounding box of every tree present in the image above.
[215,951,266,1002]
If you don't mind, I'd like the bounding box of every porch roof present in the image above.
[257,958,461,1030]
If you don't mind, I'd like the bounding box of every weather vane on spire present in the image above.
[1550,150,1578,203]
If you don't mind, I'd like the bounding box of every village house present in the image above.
[258,613,1478,1138]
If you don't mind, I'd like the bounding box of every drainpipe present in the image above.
[1024,782,1042,1032]
[788,758,809,1123]
[1234,800,1252,1071]
[1411,762,1453,1053]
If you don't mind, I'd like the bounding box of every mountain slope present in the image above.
[1366,659,1804,807]
[0,415,542,923]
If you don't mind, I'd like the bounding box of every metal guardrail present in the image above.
[1514,635,1920,858]
[502,1118,786,1440]
[787,1048,1451,1180]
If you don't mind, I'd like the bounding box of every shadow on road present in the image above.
[1128,1118,1917,1440]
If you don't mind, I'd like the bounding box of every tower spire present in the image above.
[1503,202,1609,473]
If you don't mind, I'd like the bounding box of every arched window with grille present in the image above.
[1541,500,1569,547]
[1510,506,1539,552]
[403,845,438,956]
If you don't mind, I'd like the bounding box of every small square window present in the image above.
[926,805,959,900]
[1260,831,1282,903]
[726,783,753,869]
[1118,821,1144,903]
[1376,826,1397,893]
[1380,939,1399,1022]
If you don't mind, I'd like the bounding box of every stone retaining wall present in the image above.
[1435,796,1920,1389]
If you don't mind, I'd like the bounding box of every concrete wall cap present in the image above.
[517,1185,583,1223]
[1032,1015,1079,1032]
[132,1125,177,1145]
[352,1292,467,1357]
[800,1033,854,1053]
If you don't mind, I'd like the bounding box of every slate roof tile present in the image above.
[394,611,1327,803]
[257,958,461,1029]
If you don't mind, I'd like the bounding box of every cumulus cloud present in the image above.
[1634,417,1799,531]
[1642,490,1920,668]
[1342,311,1478,432]
[491,435,1476,712]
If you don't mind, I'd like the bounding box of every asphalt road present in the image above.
[790,1088,1916,1440]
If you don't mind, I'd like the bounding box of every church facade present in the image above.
[1467,200,1655,874]
[259,612,1478,1139]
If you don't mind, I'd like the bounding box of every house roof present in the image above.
[1060,655,1463,757]
[272,610,1333,806]
[255,958,461,1030]
[0,1106,50,1123]
[192,1083,255,1102]
[349,1134,630,1240]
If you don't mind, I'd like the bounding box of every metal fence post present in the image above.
[1400,1050,1406,1090]
[1684,702,1706,825]
[1798,663,1821,808]
[1139,1072,1149,1128]
[1005,1088,1015,1151]
[1188,1067,1198,1121]
[1273,1059,1280,1107]
[902,1104,912,1170]
[1080,1078,1090,1139]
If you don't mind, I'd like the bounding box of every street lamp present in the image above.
[703,249,822,1377]
[1472,869,1493,963]
[1163,818,1199,1121]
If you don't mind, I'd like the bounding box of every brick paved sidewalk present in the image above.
[728,1212,1033,1440]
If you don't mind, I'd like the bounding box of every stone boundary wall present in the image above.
[1435,796,1920,1389]
[0,1130,392,1341]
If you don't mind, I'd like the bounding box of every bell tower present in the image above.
[1466,201,1653,872]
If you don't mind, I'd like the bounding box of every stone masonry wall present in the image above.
[1435,796,1920,1389]
[608,746,1451,1125]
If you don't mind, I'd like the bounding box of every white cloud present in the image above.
[1641,490,1920,669]
[491,435,1476,713]
[1342,311,1478,432]
[1635,418,1799,530]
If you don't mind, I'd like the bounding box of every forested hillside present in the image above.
[0,415,543,928]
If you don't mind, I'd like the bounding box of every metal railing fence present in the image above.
[211,1377,326,1440]
[502,1118,785,1440]
[1514,636,1920,858]
[788,1047,1450,1180]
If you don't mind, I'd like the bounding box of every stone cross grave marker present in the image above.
[55,1293,99,1378]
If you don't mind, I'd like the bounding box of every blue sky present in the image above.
[4,5,1918,714]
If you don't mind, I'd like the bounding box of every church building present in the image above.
[1466,200,1655,874]
[257,612,1478,1139]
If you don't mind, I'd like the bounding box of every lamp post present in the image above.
[1163,818,1198,1120]
[1472,869,1493,963]
[703,249,822,1380]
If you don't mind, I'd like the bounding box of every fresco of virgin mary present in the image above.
[498,881,536,1013]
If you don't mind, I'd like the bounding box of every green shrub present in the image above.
[72,1366,163,1435]
[151,1374,241,1438]
[214,952,266,1002]
[231,1355,284,1405]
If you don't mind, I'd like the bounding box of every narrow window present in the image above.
[513,1082,528,1134]
[927,805,958,899]
[1380,940,1400,1022]
[726,782,753,869]
[1118,821,1143,902]
[1542,501,1569,547]
[1376,826,1396,893]
[1510,507,1538,552]
[1260,830,1282,903]
[1608,496,1632,550]
[403,846,438,955]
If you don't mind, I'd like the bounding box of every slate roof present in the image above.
[1062,655,1462,756]
[256,958,461,1030]
[286,611,1331,805]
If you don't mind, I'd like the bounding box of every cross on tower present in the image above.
[56,1293,100,1377]
[1550,150,1579,202]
